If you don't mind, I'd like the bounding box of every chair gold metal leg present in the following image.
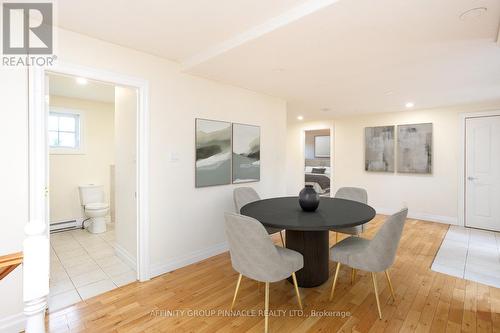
[371,272,382,319]
[351,268,356,285]
[231,274,242,310]
[291,272,303,309]
[385,270,396,302]
[329,262,341,301]
[264,282,270,333]
[279,231,285,247]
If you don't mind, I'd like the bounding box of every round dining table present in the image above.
[241,196,376,288]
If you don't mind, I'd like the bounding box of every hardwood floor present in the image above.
[46,216,500,332]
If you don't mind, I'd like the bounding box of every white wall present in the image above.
[287,104,500,224]
[333,109,459,223]
[49,96,115,223]
[114,86,137,264]
[0,67,28,332]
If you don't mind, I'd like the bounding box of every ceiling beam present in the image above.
[180,0,340,71]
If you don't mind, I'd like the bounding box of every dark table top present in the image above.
[240,196,376,231]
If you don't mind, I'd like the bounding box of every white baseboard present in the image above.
[0,312,25,333]
[375,207,458,225]
[409,212,457,225]
[114,243,137,271]
[150,242,228,278]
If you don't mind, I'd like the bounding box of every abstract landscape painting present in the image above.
[232,123,260,183]
[195,119,231,187]
[365,126,395,172]
[397,123,432,174]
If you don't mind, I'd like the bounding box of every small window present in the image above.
[49,111,81,150]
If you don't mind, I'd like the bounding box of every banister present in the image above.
[0,251,23,280]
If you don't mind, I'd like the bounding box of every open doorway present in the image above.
[304,129,332,196]
[47,73,138,311]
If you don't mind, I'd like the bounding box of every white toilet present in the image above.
[78,184,109,234]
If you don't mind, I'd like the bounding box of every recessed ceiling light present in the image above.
[76,77,88,85]
[273,68,285,73]
[297,116,304,120]
[460,7,487,21]
[321,108,331,112]
[385,91,394,96]
[405,102,415,108]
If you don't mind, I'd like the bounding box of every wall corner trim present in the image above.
[150,242,229,278]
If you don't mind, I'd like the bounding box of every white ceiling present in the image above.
[56,0,304,61]
[56,0,500,119]
[49,74,115,103]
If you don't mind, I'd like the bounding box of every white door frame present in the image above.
[24,62,150,332]
[458,110,500,227]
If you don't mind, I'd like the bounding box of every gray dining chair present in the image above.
[224,212,303,333]
[328,208,408,319]
[233,187,285,246]
[331,187,368,238]
[331,187,369,283]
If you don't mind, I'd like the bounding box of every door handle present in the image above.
[467,176,478,181]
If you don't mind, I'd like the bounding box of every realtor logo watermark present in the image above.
[2,2,56,66]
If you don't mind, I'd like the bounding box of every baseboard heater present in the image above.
[50,220,80,233]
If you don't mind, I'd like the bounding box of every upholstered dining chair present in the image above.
[233,187,285,246]
[224,213,304,333]
[331,187,368,238]
[331,187,369,283]
[328,208,408,319]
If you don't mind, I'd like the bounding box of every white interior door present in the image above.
[465,116,500,231]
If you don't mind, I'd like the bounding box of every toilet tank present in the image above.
[78,184,105,206]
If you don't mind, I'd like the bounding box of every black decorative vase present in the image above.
[299,185,320,212]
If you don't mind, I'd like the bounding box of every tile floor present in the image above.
[431,225,500,288]
[49,224,137,312]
